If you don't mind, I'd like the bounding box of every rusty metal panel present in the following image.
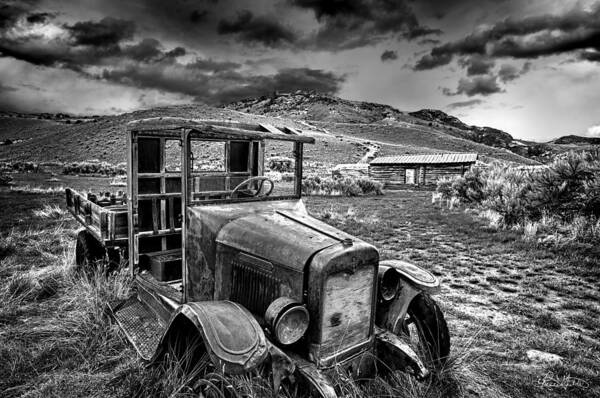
[217,212,336,273]
[111,296,165,361]
[155,301,269,374]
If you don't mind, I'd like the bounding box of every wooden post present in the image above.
[127,130,137,276]
[294,143,303,196]
[181,128,190,303]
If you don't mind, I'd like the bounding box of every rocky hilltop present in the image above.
[551,135,600,145]
[227,90,408,124]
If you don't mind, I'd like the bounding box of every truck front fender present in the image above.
[152,300,269,374]
[377,260,440,333]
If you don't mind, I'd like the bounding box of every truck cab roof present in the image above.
[126,117,315,144]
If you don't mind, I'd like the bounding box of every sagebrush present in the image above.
[302,175,383,196]
[437,151,600,243]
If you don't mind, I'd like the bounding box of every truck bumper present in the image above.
[283,327,428,397]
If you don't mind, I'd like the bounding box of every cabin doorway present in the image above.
[405,168,416,184]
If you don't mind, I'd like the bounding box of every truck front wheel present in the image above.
[401,293,450,368]
[75,230,105,274]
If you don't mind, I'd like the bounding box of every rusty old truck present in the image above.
[65,118,450,396]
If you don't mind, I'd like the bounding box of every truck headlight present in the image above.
[265,297,309,345]
[378,265,400,302]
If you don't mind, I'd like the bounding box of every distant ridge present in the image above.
[550,135,600,145]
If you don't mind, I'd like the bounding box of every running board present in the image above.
[109,297,165,361]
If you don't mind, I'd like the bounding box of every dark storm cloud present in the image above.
[0,82,16,93]
[165,47,186,58]
[122,38,162,62]
[497,64,519,83]
[403,25,442,40]
[414,51,452,70]
[380,50,398,62]
[185,58,241,72]
[0,0,42,28]
[0,11,187,70]
[579,50,600,62]
[446,98,483,109]
[0,2,26,28]
[444,75,503,97]
[498,62,531,83]
[102,65,345,104]
[0,0,347,110]
[26,12,52,24]
[414,4,600,70]
[459,55,495,76]
[291,0,441,50]
[217,10,296,48]
[66,17,135,47]
[189,9,209,23]
[418,38,441,46]
[291,0,369,18]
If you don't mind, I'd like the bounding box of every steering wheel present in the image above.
[231,176,275,198]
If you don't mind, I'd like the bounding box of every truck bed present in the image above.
[65,188,128,245]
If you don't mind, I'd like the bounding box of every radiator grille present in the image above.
[231,255,280,314]
[320,266,374,357]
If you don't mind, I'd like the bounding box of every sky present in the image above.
[1,0,600,141]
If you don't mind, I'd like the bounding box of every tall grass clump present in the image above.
[0,161,40,173]
[302,175,383,196]
[62,160,126,176]
[437,151,600,245]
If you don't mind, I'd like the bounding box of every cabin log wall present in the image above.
[369,162,474,189]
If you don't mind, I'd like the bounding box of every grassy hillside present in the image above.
[0,101,536,171]
[307,120,535,164]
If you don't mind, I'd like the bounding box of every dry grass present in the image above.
[10,185,66,194]
[1,188,599,397]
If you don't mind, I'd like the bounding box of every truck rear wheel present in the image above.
[401,293,450,368]
[75,230,105,274]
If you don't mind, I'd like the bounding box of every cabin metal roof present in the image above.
[370,153,478,165]
[127,117,315,144]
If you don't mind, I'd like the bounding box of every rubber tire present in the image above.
[405,293,451,367]
[75,230,105,273]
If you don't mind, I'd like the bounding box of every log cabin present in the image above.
[369,153,478,189]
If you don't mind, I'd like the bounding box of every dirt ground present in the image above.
[1,179,599,397]
[305,192,600,397]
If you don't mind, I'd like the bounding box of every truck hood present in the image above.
[187,200,357,273]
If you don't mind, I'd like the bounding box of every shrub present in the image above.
[0,173,13,186]
[531,152,600,220]
[436,177,454,200]
[62,160,126,176]
[451,167,486,203]
[0,161,39,173]
[356,176,384,195]
[436,151,600,243]
[480,168,535,226]
[302,175,383,196]
[267,156,294,172]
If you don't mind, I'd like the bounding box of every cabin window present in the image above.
[190,141,226,172]
[229,141,250,172]
[165,140,181,172]
[138,138,160,173]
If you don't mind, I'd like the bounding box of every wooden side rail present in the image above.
[65,188,128,244]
